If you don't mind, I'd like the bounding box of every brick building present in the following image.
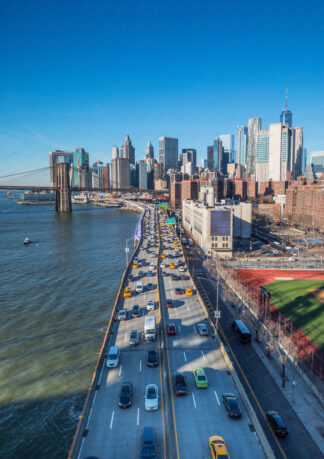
[234,179,247,200]
[169,182,181,208]
[181,180,199,202]
[247,181,257,198]
[285,185,324,229]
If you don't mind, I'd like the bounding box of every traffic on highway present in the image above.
[79,205,266,459]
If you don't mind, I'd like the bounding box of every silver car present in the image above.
[118,309,127,320]
[129,329,139,345]
[145,384,159,411]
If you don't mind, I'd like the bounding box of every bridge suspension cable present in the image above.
[0,166,49,179]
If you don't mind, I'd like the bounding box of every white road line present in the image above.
[124,333,127,342]
[110,411,115,430]
[112,322,115,332]
[192,393,197,408]
[178,325,181,333]
[201,350,206,361]
[98,362,105,384]
[119,365,122,377]
[137,408,140,426]
[214,390,220,406]
[77,437,85,459]
[187,304,190,311]
[183,352,187,362]
[140,360,142,372]
[193,325,196,333]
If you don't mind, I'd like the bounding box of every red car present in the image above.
[167,323,177,336]
[166,299,174,308]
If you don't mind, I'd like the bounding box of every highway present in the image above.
[185,244,323,459]
[79,206,266,459]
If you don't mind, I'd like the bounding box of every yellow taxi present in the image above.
[160,234,163,238]
[170,263,175,269]
[132,261,138,268]
[185,288,193,296]
[173,242,178,247]
[209,436,230,459]
[123,286,132,298]
[161,253,166,258]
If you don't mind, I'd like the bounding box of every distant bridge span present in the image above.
[0,185,167,195]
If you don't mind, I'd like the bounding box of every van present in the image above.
[136,281,143,294]
[107,345,120,368]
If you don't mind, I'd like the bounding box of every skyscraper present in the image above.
[310,151,324,177]
[213,137,223,173]
[280,90,293,127]
[112,145,119,159]
[268,122,294,182]
[120,134,135,165]
[182,149,197,168]
[256,130,269,182]
[219,135,234,163]
[145,141,154,162]
[159,137,178,173]
[73,148,89,187]
[247,117,262,175]
[294,126,303,178]
[138,160,148,190]
[111,157,130,189]
[207,146,214,170]
[236,126,248,166]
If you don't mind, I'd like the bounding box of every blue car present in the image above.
[147,270,153,277]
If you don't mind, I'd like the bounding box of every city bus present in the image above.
[231,320,251,344]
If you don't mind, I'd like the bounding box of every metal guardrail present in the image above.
[67,210,145,459]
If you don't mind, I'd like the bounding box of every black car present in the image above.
[222,393,242,418]
[147,349,159,367]
[140,427,157,459]
[171,274,179,281]
[175,288,184,294]
[132,304,140,317]
[128,274,134,281]
[266,411,288,437]
[179,274,189,280]
[173,373,188,395]
[146,283,154,290]
[138,271,145,278]
[118,382,133,408]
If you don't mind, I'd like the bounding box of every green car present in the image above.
[193,368,208,388]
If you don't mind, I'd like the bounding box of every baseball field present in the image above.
[266,279,324,351]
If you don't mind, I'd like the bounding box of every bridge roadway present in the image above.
[79,206,265,459]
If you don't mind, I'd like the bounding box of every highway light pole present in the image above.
[125,236,135,267]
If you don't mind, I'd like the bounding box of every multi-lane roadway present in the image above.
[79,206,266,459]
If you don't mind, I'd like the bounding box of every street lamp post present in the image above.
[125,236,135,267]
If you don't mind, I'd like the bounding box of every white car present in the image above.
[118,310,127,320]
[160,263,165,268]
[145,384,159,411]
[178,266,185,272]
[147,300,155,311]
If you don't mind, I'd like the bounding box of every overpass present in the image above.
[68,205,271,459]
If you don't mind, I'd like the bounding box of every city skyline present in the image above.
[1,1,323,183]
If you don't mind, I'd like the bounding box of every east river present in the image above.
[0,195,139,458]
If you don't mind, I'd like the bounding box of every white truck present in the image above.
[144,316,156,341]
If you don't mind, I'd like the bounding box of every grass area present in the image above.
[266,279,324,351]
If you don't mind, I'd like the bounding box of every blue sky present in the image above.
[1,0,323,184]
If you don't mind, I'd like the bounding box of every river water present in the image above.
[0,196,139,458]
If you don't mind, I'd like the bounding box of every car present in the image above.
[178,266,186,272]
[145,384,159,411]
[107,345,120,368]
[179,274,189,280]
[147,283,154,290]
[138,270,145,278]
[162,271,168,277]
[160,263,165,268]
[129,329,139,345]
[128,274,134,281]
[118,309,127,320]
[175,288,184,294]
[167,254,173,259]
[132,304,140,317]
[147,270,153,277]
[197,323,208,336]
[222,393,242,418]
[185,288,193,295]
[193,368,208,388]
[147,349,159,367]
[166,299,174,308]
[169,263,176,269]
[140,427,157,459]
[160,253,166,258]
[123,287,132,298]
[147,299,155,311]
[266,411,288,437]
[171,274,179,281]
[173,373,188,395]
[167,323,177,336]
[118,382,133,408]
[209,436,230,459]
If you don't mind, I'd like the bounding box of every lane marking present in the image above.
[183,351,187,362]
[193,325,196,333]
[201,350,206,361]
[187,304,190,311]
[178,325,181,333]
[137,408,140,426]
[214,390,220,406]
[118,365,122,377]
[98,362,105,385]
[192,392,197,408]
[124,333,127,342]
[109,410,114,430]
[140,360,142,372]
